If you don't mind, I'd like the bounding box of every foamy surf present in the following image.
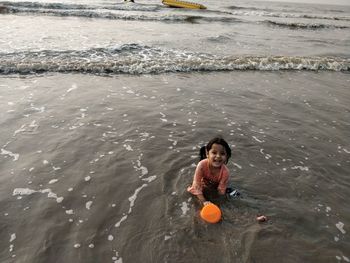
[0,44,349,75]
[3,1,350,23]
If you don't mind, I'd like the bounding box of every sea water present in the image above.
[0,0,349,262]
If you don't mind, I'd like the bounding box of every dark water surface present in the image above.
[1,71,349,262]
[1,0,350,261]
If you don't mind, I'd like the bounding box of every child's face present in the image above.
[207,143,227,168]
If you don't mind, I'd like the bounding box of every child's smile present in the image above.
[207,143,227,168]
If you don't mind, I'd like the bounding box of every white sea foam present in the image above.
[142,175,156,183]
[67,84,77,93]
[168,139,178,146]
[115,181,154,228]
[86,201,93,210]
[112,252,123,263]
[259,149,271,159]
[48,179,58,184]
[291,166,309,171]
[134,161,148,177]
[13,125,27,136]
[84,176,91,182]
[139,132,150,139]
[233,162,242,169]
[10,233,16,242]
[115,214,128,228]
[13,188,36,196]
[128,184,147,212]
[123,144,133,151]
[126,89,134,94]
[180,201,190,216]
[13,188,64,203]
[336,222,346,234]
[13,120,39,136]
[252,136,264,143]
[1,148,19,161]
[343,256,350,262]
[30,104,45,113]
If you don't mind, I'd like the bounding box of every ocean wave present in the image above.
[2,1,350,23]
[3,1,349,24]
[264,20,349,30]
[1,2,240,23]
[5,7,207,22]
[227,5,255,10]
[0,1,161,12]
[227,4,347,15]
[206,34,233,42]
[226,8,350,22]
[0,44,349,75]
[1,1,93,10]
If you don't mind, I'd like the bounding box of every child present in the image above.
[187,136,232,206]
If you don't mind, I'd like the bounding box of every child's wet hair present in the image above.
[199,136,232,164]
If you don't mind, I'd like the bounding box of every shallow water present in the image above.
[0,0,350,262]
[1,71,349,262]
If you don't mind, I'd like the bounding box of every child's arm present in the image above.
[196,193,208,206]
[188,161,209,206]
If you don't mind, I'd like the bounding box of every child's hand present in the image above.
[203,201,212,206]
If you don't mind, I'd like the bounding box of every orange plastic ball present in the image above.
[200,203,222,223]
